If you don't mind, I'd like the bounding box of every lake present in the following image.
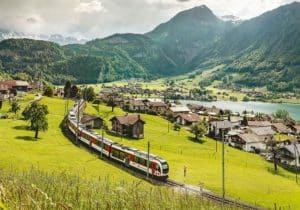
[180,100,300,122]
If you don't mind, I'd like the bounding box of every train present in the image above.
[66,99,169,180]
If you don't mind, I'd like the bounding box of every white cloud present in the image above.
[75,0,105,13]
[0,0,298,39]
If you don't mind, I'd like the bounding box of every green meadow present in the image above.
[87,102,300,209]
[0,96,229,209]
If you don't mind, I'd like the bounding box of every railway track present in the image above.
[166,179,263,210]
[62,118,263,210]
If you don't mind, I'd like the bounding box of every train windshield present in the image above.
[162,162,169,173]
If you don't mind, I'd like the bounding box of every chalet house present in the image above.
[127,100,147,112]
[169,106,190,115]
[291,125,300,136]
[271,123,291,134]
[147,101,168,114]
[229,133,266,152]
[247,121,272,128]
[277,142,300,167]
[0,80,29,92]
[206,107,222,116]
[175,113,199,126]
[209,120,233,139]
[81,113,103,129]
[230,116,243,128]
[110,114,145,139]
[248,127,276,142]
[0,84,9,95]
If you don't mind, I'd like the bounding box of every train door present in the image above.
[151,162,156,175]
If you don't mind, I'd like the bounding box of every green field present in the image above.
[0,96,229,209]
[1,96,300,209]
[87,103,300,209]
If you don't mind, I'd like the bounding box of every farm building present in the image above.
[271,123,291,134]
[169,106,190,114]
[0,80,29,92]
[110,114,145,139]
[175,113,199,126]
[229,133,266,152]
[81,114,103,129]
[209,120,233,139]
[248,127,276,142]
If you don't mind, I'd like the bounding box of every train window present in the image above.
[156,165,161,171]
[134,156,139,163]
[112,149,119,158]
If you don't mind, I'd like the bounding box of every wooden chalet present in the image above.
[110,114,145,139]
[175,113,199,126]
[81,113,103,129]
[0,80,29,92]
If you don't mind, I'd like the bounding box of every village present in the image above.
[1,79,300,172]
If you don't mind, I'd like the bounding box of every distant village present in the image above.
[1,79,300,172]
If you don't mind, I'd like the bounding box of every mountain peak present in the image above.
[173,5,218,22]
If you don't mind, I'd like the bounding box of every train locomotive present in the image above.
[66,100,169,180]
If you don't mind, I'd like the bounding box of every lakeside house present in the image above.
[209,120,233,139]
[175,113,200,126]
[81,113,103,129]
[248,121,272,128]
[277,141,300,168]
[271,123,291,134]
[110,114,145,139]
[169,106,190,114]
[248,127,276,142]
[230,133,266,152]
[147,101,168,114]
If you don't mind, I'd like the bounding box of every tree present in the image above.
[43,86,54,97]
[266,139,278,172]
[23,102,49,139]
[70,85,79,98]
[191,121,208,141]
[241,115,248,126]
[0,100,2,110]
[10,100,20,114]
[274,109,290,121]
[82,87,96,102]
[64,81,71,98]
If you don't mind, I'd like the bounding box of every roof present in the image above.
[110,114,145,125]
[170,106,190,113]
[149,101,167,107]
[250,127,276,136]
[206,107,221,114]
[292,125,300,132]
[0,84,8,91]
[81,114,103,124]
[272,123,290,133]
[176,113,199,123]
[210,120,233,129]
[129,100,145,106]
[238,133,262,143]
[0,80,29,88]
[248,121,272,127]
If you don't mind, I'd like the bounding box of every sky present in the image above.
[0,0,298,39]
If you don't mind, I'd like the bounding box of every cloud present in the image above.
[0,0,298,39]
[75,0,105,13]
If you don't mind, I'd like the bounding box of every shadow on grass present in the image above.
[15,136,37,141]
[188,136,206,144]
[13,125,29,130]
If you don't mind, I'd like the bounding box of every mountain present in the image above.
[0,2,299,92]
[0,28,86,45]
[194,2,300,92]
[147,5,232,68]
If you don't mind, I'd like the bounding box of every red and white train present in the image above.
[66,100,169,180]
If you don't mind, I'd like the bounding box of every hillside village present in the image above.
[1,79,300,172]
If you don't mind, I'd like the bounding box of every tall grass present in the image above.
[0,167,237,210]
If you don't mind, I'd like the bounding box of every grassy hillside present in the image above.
[0,96,229,209]
[86,103,300,209]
